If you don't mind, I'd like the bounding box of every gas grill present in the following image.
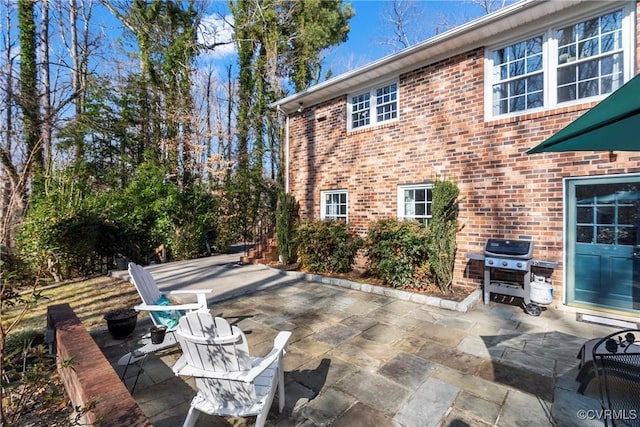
[465,236,559,314]
[484,238,533,271]
[483,237,534,305]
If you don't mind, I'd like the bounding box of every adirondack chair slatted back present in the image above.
[128,263,162,306]
[176,312,256,409]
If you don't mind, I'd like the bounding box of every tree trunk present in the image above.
[40,0,52,175]
[18,0,44,191]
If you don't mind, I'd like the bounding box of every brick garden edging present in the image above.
[266,266,482,312]
[47,304,151,426]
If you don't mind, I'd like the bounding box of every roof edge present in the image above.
[272,0,559,113]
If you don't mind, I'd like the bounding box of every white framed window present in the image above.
[491,36,545,115]
[321,190,348,221]
[348,81,398,131]
[397,184,433,224]
[556,10,624,103]
[486,5,633,119]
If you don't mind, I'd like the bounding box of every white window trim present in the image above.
[484,3,635,122]
[347,79,399,132]
[397,183,433,223]
[320,189,348,221]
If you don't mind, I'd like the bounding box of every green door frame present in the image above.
[565,173,640,314]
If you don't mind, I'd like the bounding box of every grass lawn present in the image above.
[5,275,143,335]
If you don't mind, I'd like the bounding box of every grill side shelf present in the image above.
[465,252,485,261]
[530,260,559,269]
[465,253,560,269]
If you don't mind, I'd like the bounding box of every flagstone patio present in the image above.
[95,256,620,426]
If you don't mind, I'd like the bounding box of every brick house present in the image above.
[273,0,640,323]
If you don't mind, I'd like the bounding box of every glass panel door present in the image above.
[567,176,640,312]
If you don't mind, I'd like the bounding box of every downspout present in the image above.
[277,105,290,193]
[285,114,290,193]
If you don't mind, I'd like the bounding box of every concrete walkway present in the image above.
[96,254,621,427]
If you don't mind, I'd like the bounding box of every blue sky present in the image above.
[316,0,497,78]
[201,1,501,80]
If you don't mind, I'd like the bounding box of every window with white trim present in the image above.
[321,190,347,221]
[556,10,624,102]
[491,36,544,115]
[348,81,398,130]
[487,6,632,119]
[397,184,432,224]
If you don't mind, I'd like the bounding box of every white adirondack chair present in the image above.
[173,311,291,427]
[117,262,213,366]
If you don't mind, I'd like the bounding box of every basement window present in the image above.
[321,190,348,221]
[397,184,432,224]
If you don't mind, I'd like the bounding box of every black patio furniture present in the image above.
[589,329,640,427]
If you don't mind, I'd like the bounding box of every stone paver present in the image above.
[378,352,436,390]
[476,359,555,402]
[297,387,355,426]
[334,370,412,415]
[498,389,553,427]
[332,402,401,427]
[454,390,502,425]
[417,340,485,375]
[393,378,459,427]
[431,365,509,405]
[101,256,627,427]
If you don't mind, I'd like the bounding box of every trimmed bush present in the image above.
[276,191,299,264]
[366,178,459,291]
[295,219,363,273]
[428,179,460,291]
[366,218,429,288]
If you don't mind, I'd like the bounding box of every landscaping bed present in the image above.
[270,262,475,303]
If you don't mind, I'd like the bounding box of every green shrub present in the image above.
[109,159,181,261]
[366,218,429,288]
[295,219,362,273]
[276,191,299,264]
[18,202,133,279]
[171,184,220,260]
[428,179,460,292]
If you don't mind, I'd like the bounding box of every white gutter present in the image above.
[271,0,592,113]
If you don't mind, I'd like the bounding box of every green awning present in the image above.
[527,74,640,154]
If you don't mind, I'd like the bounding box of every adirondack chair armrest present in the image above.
[240,331,293,382]
[163,289,212,310]
[134,302,203,312]
[173,357,246,381]
[173,331,292,383]
[273,330,292,353]
[165,289,213,295]
[174,351,281,383]
[160,289,213,311]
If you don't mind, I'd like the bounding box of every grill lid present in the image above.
[484,238,533,259]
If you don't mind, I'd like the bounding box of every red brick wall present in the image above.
[47,304,151,427]
[287,7,640,304]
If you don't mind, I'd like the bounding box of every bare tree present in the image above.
[377,0,512,54]
[466,0,509,15]
[0,0,24,249]
[378,0,430,52]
